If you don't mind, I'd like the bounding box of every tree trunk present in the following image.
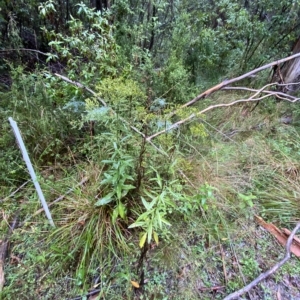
[272,37,300,93]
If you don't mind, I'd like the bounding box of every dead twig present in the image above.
[219,243,228,285]
[68,288,102,300]
[0,180,29,203]
[0,212,19,291]
[20,176,89,226]
[223,222,300,300]
[199,286,225,291]
[55,73,107,107]
[222,86,300,102]
[146,80,300,141]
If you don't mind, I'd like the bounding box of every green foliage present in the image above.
[3,1,300,298]
[95,77,147,116]
[38,0,57,18]
[44,4,118,83]
[129,169,180,247]
[0,67,80,185]
[95,144,136,223]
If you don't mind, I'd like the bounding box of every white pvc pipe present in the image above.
[8,117,55,227]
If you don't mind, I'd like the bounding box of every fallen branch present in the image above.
[0,48,50,56]
[146,86,273,141]
[146,80,300,141]
[68,288,102,300]
[168,51,300,117]
[223,222,300,300]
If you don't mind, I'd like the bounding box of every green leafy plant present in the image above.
[129,168,186,248]
[95,143,136,223]
[42,3,118,87]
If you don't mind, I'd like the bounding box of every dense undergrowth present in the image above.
[1,2,300,300]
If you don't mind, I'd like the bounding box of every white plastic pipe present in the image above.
[8,117,55,227]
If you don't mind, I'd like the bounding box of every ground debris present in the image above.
[255,215,300,257]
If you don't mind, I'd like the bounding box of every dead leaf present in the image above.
[255,215,300,257]
[10,254,21,265]
[89,293,100,300]
[130,280,140,288]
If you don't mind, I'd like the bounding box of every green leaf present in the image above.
[147,222,153,244]
[117,184,122,200]
[156,210,162,229]
[161,218,171,226]
[141,196,150,210]
[144,189,156,199]
[122,184,135,190]
[134,210,152,222]
[139,232,147,248]
[112,207,118,224]
[101,160,113,164]
[95,192,115,206]
[100,173,113,185]
[128,221,145,229]
[153,231,159,245]
[118,202,126,219]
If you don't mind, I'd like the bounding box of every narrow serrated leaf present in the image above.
[117,185,122,200]
[95,192,115,206]
[139,232,147,248]
[134,210,153,223]
[118,202,125,219]
[161,218,171,226]
[153,231,159,245]
[156,210,162,228]
[128,221,145,229]
[141,196,150,210]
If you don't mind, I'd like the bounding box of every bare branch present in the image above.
[0,212,19,291]
[168,52,300,118]
[222,86,300,102]
[147,81,300,141]
[55,73,107,107]
[224,222,300,300]
[0,180,29,203]
[0,48,50,56]
[147,83,276,141]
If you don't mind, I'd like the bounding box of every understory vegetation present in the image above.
[1,1,300,299]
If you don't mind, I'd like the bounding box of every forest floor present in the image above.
[1,93,300,300]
